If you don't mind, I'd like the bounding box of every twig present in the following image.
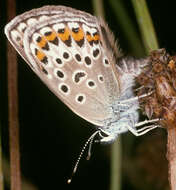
[2,157,38,190]
[6,0,21,189]
[0,126,4,190]
[167,128,176,189]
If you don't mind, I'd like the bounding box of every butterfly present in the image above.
[5,5,161,181]
[4,5,159,148]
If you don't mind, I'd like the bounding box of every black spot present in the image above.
[94,40,99,44]
[104,59,109,65]
[56,58,62,64]
[50,37,59,45]
[63,52,69,59]
[86,31,91,35]
[63,36,72,47]
[76,38,84,47]
[34,48,38,55]
[56,70,64,78]
[72,27,79,33]
[93,32,98,36]
[44,31,52,36]
[41,56,48,64]
[61,85,68,93]
[42,43,50,51]
[16,36,21,41]
[42,67,48,75]
[36,36,42,42]
[99,76,104,82]
[58,28,65,33]
[75,54,81,62]
[85,56,91,65]
[93,49,100,57]
[22,27,26,33]
[75,72,86,83]
[77,95,84,102]
[88,81,95,87]
[89,40,94,46]
[93,31,99,44]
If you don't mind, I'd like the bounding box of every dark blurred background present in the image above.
[0,0,173,189]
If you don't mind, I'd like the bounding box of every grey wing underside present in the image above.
[4,5,121,127]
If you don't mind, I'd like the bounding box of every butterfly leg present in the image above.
[118,91,154,105]
[127,124,159,136]
[135,118,160,127]
[98,129,118,144]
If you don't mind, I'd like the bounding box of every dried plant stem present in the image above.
[2,157,38,190]
[7,41,21,190]
[167,128,176,189]
[7,0,21,189]
[131,1,176,189]
[0,128,4,190]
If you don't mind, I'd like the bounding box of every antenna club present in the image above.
[67,178,72,184]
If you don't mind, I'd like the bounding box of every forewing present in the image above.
[4,6,121,126]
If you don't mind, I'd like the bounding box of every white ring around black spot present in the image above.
[103,57,110,67]
[86,79,96,89]
[54,57,64,67]
[98,75,104,83]
[84,56,92,68]
[72,70,87,84]
[54,68,66,81]
[58,83,70,95]
[75,93,86,104]
[62,51,72,61]
[75,53,82,63]
[92,47,100,60]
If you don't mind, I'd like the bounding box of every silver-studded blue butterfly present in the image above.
[4,6,159,178]
[4,5,159,143]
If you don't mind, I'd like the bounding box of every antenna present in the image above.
[87,134,95,160]
[67,130,100,184]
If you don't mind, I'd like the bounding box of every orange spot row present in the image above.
[37,27,99,47]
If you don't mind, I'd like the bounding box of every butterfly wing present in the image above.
[5,6,121,126]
